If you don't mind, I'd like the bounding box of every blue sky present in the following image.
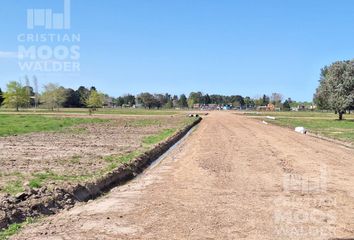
[1,0,354,101]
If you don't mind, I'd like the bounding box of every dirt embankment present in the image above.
[0,117,201,231]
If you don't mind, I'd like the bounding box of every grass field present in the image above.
[0,114,106,136]
[0,111,197,196]
[245,111,354,143]
[0,107,180,116]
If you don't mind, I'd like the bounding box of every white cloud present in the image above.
[0,51,18,59]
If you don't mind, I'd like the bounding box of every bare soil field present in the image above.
[11,111,354,239]
[0,114,192,196]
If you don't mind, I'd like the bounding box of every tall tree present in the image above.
[230,95,245,107]
[122,94,135,106]
[164,99,173,109]
[203,94,211,104]
[115,96,125,107]
[188,92,203,107]
[2,81,30,111]
[283,100,291,111]
[76,86,90,107]
[314,67,331,110]
[41,83,67,111]
[262,94,270,105]
[178,94,188,108]
[270,93,283,107]
[154,94,166,108]
[244,96,255,108]
[138,92,159,109]
[86,90,103,111]
[315,61,354,120]
[63,88,80,107]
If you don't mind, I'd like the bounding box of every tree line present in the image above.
[0,80,296,111]
[0,82,105,111]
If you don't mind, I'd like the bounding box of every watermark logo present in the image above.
[27,0,70,30]
[273,166,336,239]
[283,167,327,193]
[17,0,80,73]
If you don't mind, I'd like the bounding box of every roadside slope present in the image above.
[13,112,354,239]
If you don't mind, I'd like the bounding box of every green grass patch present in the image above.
[272,118,354,142]
[252,112,354,143]
[0,218,35,240]
[245,111,354,119]
[0,108,179,116]
[29,171,91,189]
[0,115,106,136]
[104,151,141,171]
[3,180,24,195]
[143,128,176,146]
[126,119,161,127]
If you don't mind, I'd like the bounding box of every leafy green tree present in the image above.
[86,90,103,111]
[122,94,135,106]
[244,96,255,108]
[76,86,90,107]
[262,94,270,105]
[178,94,188,108]
[188,92,203,107]
[210,94,224,104]
[283,100,291,111]
[2,81,30,111]
[138,92,159,109]
[315,61,354,120]
[63,88,80,107]
[230,95,244,107]
[115,96,125,107]
[314,67,331,110]
[41,83,67,111]
[154,94,167,107]
[187,98,195,108]
[164,99,173,108]
[203,94,211,104]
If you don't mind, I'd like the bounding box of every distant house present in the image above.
[103,96,114,108]
[291,104,317,111]
[193,104,200,109]
[200,104,219,110]
[257,103,276,111]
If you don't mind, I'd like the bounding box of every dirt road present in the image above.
[13,112,354,239]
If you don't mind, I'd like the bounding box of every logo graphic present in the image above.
[17,0,80,73]
[273,166,336,239]
[27,0,71,30]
